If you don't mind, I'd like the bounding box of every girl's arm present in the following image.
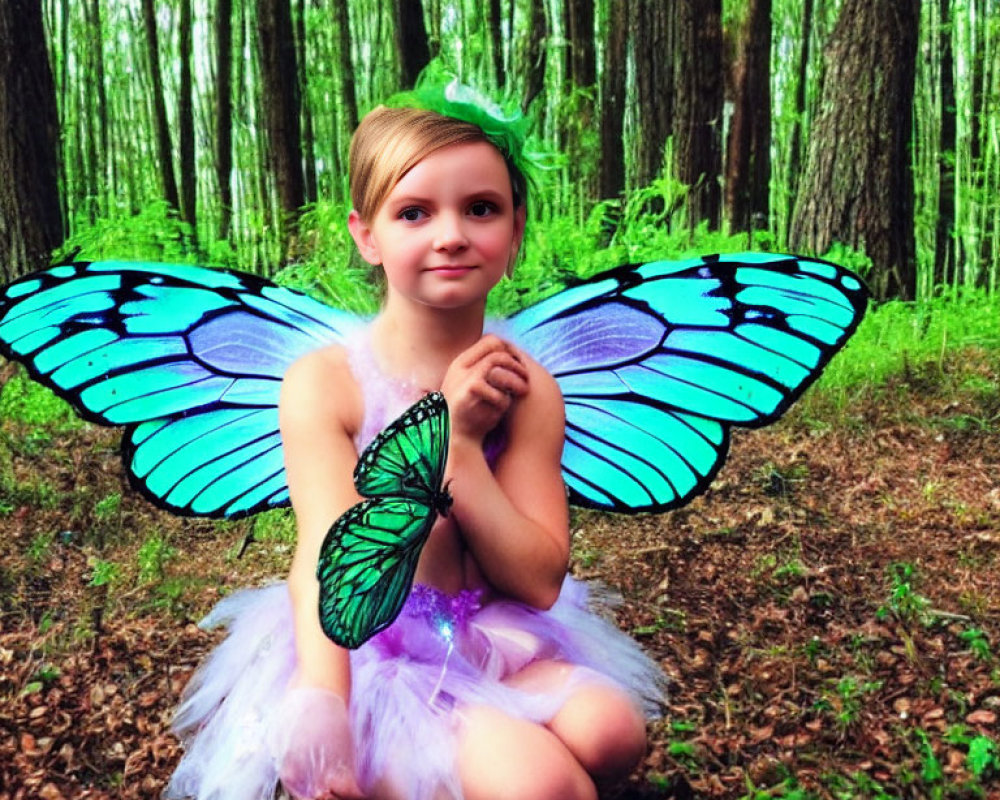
[279,348,364,696]
[442,337,569,609]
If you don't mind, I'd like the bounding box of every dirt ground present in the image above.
[1,354,998,799]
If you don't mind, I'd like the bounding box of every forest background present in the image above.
[2,1,1000,799]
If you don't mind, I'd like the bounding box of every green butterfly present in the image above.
[317,392,452,649]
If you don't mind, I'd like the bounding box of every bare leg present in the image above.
[457,705,598,800]
[505,661,648,781]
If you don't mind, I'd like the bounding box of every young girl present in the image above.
[165,82,666,800]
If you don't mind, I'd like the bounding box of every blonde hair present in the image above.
[348,106,526,222]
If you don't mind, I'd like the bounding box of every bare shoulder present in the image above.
[280,344,363,439]
[510,351,565,439]
[522,351,564,411]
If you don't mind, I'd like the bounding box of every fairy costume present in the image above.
[163,328,668,800]
[0,70,867,800]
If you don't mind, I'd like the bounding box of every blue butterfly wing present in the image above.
[508,253,868,513]
[0,261,360,517]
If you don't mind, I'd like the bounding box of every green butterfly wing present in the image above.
[353,392,450,503]
[317,392,451,649]
[317,497,436,649]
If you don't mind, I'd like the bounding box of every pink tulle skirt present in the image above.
[164,577,666,800]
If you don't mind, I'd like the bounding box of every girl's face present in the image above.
[348,141,525,311]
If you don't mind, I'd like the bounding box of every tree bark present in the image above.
[0,0,63,281]
[785,0,814,244]
[725,0,771,236]
[598,0,627,199]
[564,0,595,88]
[257,0,305,253]
[489,0,504,89]
[632,0,672,187]
[393,0,430,89]
[935,0,955,286]
[333,0,358,133]
[296,0,317,204]
[673,0,723,230]
[520,0,547,113]
[179,0,197,233]
[216,0,234,241]
[141,0,180,212]
[562,0,596,199]
[789,0,919,300]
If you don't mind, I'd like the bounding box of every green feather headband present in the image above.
[384,70,550,194]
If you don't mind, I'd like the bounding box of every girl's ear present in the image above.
[510,205,527,257]
[347,209,381,265]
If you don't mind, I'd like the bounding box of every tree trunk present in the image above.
[216,0,234,242]
[179,0,197,233]
[789,0,919,300]
[632,0,672,188]
[333,0,358,132]
[598,0,627,200]
[141,0,180,213]
[257,0,305,254]
[935,0,956,286]
[141,0,180,212]
[393,0,430,89]
[785,0,814,244]
[673,0,723,230]
[296,0,317,204]
[520,0,547,113]
[562,0,596,200]
[489,0,504,89]
[725,0,771,236]
[88,0,109,220]
[564,0,595,88]
[0,0,63,281]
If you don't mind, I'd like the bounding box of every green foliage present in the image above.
[795,287,1000,422]
[137,531,178,583]
[0,367,80,432]
[877,562,932,624]
[94,492,122,523]
[284,203,380,313]
[57,201,203,265]
[88,558,120,588]
[959,627,994,662]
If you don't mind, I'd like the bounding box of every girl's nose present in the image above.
[433,213,469,252]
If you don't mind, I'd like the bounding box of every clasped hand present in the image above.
[440,335,529,443]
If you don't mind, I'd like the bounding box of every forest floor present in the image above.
[1,349,999,800]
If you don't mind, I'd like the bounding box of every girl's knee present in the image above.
[550,684,648,779]
[458,706,597,800]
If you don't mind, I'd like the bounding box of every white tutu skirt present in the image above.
[165,577,666,800]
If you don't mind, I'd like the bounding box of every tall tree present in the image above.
[520,0,547,113]
[632,0,673,188]
[333,0,359,133]
[789,0,920,300]
[598,0,627,199]
[0,0,63,280]
[296,0,317,204]
[489,0,504,89]
[216,0,234,241]
[784,0,815,244]
[179,0,197,232]
[725,0,771,235]
[141,0,180,212]
[562,0,596,198]
[393,0,430,89]
[935,0,956,286]
[673,0,724,229]
[258,0,306,254]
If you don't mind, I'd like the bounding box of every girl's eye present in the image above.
[469,201,496,218]
[399,207,425,222]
